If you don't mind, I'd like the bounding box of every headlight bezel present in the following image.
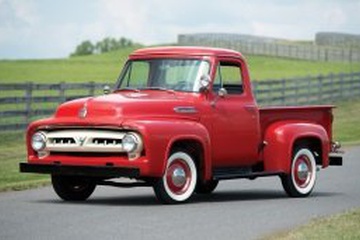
[122,133,140,153]
[31,132,47,151]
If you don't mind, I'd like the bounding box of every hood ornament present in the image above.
[78,104,88,118]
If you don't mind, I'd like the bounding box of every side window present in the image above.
[214,61,243,94]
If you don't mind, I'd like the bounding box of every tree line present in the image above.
[70,37,142,57]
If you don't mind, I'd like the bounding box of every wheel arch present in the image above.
[165,136,211,181]
[293,137,323,165]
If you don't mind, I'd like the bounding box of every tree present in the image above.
[71,40,94,56]
[71,37,141,57]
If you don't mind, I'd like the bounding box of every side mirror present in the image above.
[103,85,111,95]
[211,87,227,108]
[218,88,228,98]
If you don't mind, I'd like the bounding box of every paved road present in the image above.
[0,147,359,240]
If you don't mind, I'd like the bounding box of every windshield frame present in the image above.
[115,58,211,93]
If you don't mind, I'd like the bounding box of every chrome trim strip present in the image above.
[173,106,198,114]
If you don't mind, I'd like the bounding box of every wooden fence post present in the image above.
[267,82,272,105]
[59,81,66,103]
[318,74,323,103]
[339,73,345,100]
[357,72,360,96]
[252,81,258,99]
[294,79,299,105]
[281,79,286,105]
[89,81,95,96]
[329,73,334,102]
[306,76,311,104]
[25,82,33,124]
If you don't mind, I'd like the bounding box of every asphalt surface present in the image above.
[0,147,359,240]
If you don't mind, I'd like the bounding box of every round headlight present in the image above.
[122,134,138,152]
[31,132,46,151]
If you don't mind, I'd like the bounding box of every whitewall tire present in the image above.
[153,151,197,204]
[281,148,317,197]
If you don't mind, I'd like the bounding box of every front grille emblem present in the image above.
[78,105,87,118]
[77,136,87,146]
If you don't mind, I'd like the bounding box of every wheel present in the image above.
[153,151,197,204]
[51,175,96,201]
[281,148,317,197]
[195,179,218,194]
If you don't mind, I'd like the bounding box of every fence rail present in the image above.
[1,72,360,132]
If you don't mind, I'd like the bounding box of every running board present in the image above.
[97,180,152,188]
[213,167,281,180]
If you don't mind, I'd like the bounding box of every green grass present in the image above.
[333,99,360,144]
[0,47,136,84]
[0,132,49,191]
[262,209,360,240]
[0,47,359,84]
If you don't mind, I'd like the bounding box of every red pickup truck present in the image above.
[20,47,342,204]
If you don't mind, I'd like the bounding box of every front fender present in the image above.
[263,121,330,173]
[122,119,211,179]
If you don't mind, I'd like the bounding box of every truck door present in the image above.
[210,59,261,168]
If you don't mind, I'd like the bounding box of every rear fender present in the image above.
[263,122,330,173]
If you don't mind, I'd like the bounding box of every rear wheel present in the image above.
[51,175,96,201]
[281,148,317,197]
[153,151,197,204]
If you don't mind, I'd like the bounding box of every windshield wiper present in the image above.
[142,87,175,94]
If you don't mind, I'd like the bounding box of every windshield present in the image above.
[117,59,210,92]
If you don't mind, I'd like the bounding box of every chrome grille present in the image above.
[44,130,126,153]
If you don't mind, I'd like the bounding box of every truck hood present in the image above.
[54,91,200,125]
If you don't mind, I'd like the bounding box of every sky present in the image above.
[0,0,359,59]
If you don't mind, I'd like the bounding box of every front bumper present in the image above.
[19,163,140,178]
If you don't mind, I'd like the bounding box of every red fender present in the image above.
[123,119,211,179]
[263,121,330,173]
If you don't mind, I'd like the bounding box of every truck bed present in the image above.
[259,105,334,141]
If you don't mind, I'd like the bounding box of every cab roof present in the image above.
[130,46,245,59]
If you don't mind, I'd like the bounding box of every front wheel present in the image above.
[51,175,96,201]
[281,148,317,197]
[153,151,197,204]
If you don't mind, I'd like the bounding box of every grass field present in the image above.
[262,209,360,240]
[1,46,360,84]
[0,132,49,191]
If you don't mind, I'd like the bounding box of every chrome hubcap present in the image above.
[166,158,191,195]
[297,161,310,181]
[172,167,186,187]
[293,155,312,188]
